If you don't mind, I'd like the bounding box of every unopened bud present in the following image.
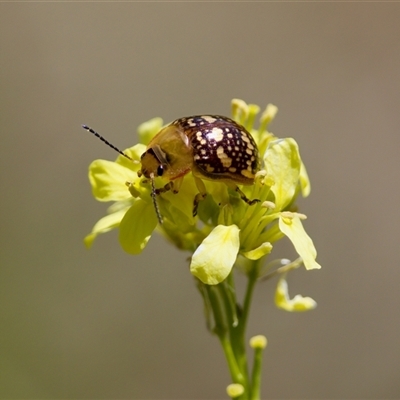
[249,335,268,349]
[226,383,245,398]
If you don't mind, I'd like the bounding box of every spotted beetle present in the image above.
[83,115,260,224]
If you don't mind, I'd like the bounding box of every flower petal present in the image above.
[242,242,273,260]
[114,144,146,170]
[161,176,198,223]
[88,160,134,202]
[279,214,321,270]
[275,278,317,312]
[119,199,158,254]
[264,138,301,210]
[84,208,129,248]
[137,117,163,145]
[299,161,311,197]
[190,225,240,285]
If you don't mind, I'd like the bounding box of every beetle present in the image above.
[83,115,260,224]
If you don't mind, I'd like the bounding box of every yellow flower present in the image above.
[84,99,320,287]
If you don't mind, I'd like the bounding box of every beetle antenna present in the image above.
[150,173,163,225]
[82,125,132,161]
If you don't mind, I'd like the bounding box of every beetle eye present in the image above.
[157,165,164,176]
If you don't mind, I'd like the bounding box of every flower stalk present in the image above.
[199,258,267,399]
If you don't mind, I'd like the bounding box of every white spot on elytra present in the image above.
[217,146,225,155]
[206,165,215,172]
[217,146,232,167]
[210,127,224,142]
[201,116,217,124]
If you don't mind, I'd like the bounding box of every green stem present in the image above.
[205,285,244,385]
[261,257,303,282]
[231,261,260,397]
[222,274,239,329]
[202,260,262,399]
[219,335,245,385]
[218,281,249,389]
[240,260,259,336]
[237,260,259,399]
[250,346,264,400]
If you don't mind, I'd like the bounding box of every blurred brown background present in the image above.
[1,3,399,399]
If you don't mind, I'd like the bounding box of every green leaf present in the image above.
[275,278,317,312]
[119,199,158,254]
[264,138,301,210]
[190,225,240,285]
[279,214,321,270]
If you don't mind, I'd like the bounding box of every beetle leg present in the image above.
[154,176,185,196]
[171,177,183,194]
[234,185,260,206]
[193,177,207,216]
[155,181,174,195]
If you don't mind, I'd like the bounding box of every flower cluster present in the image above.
[84,99,320,310]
